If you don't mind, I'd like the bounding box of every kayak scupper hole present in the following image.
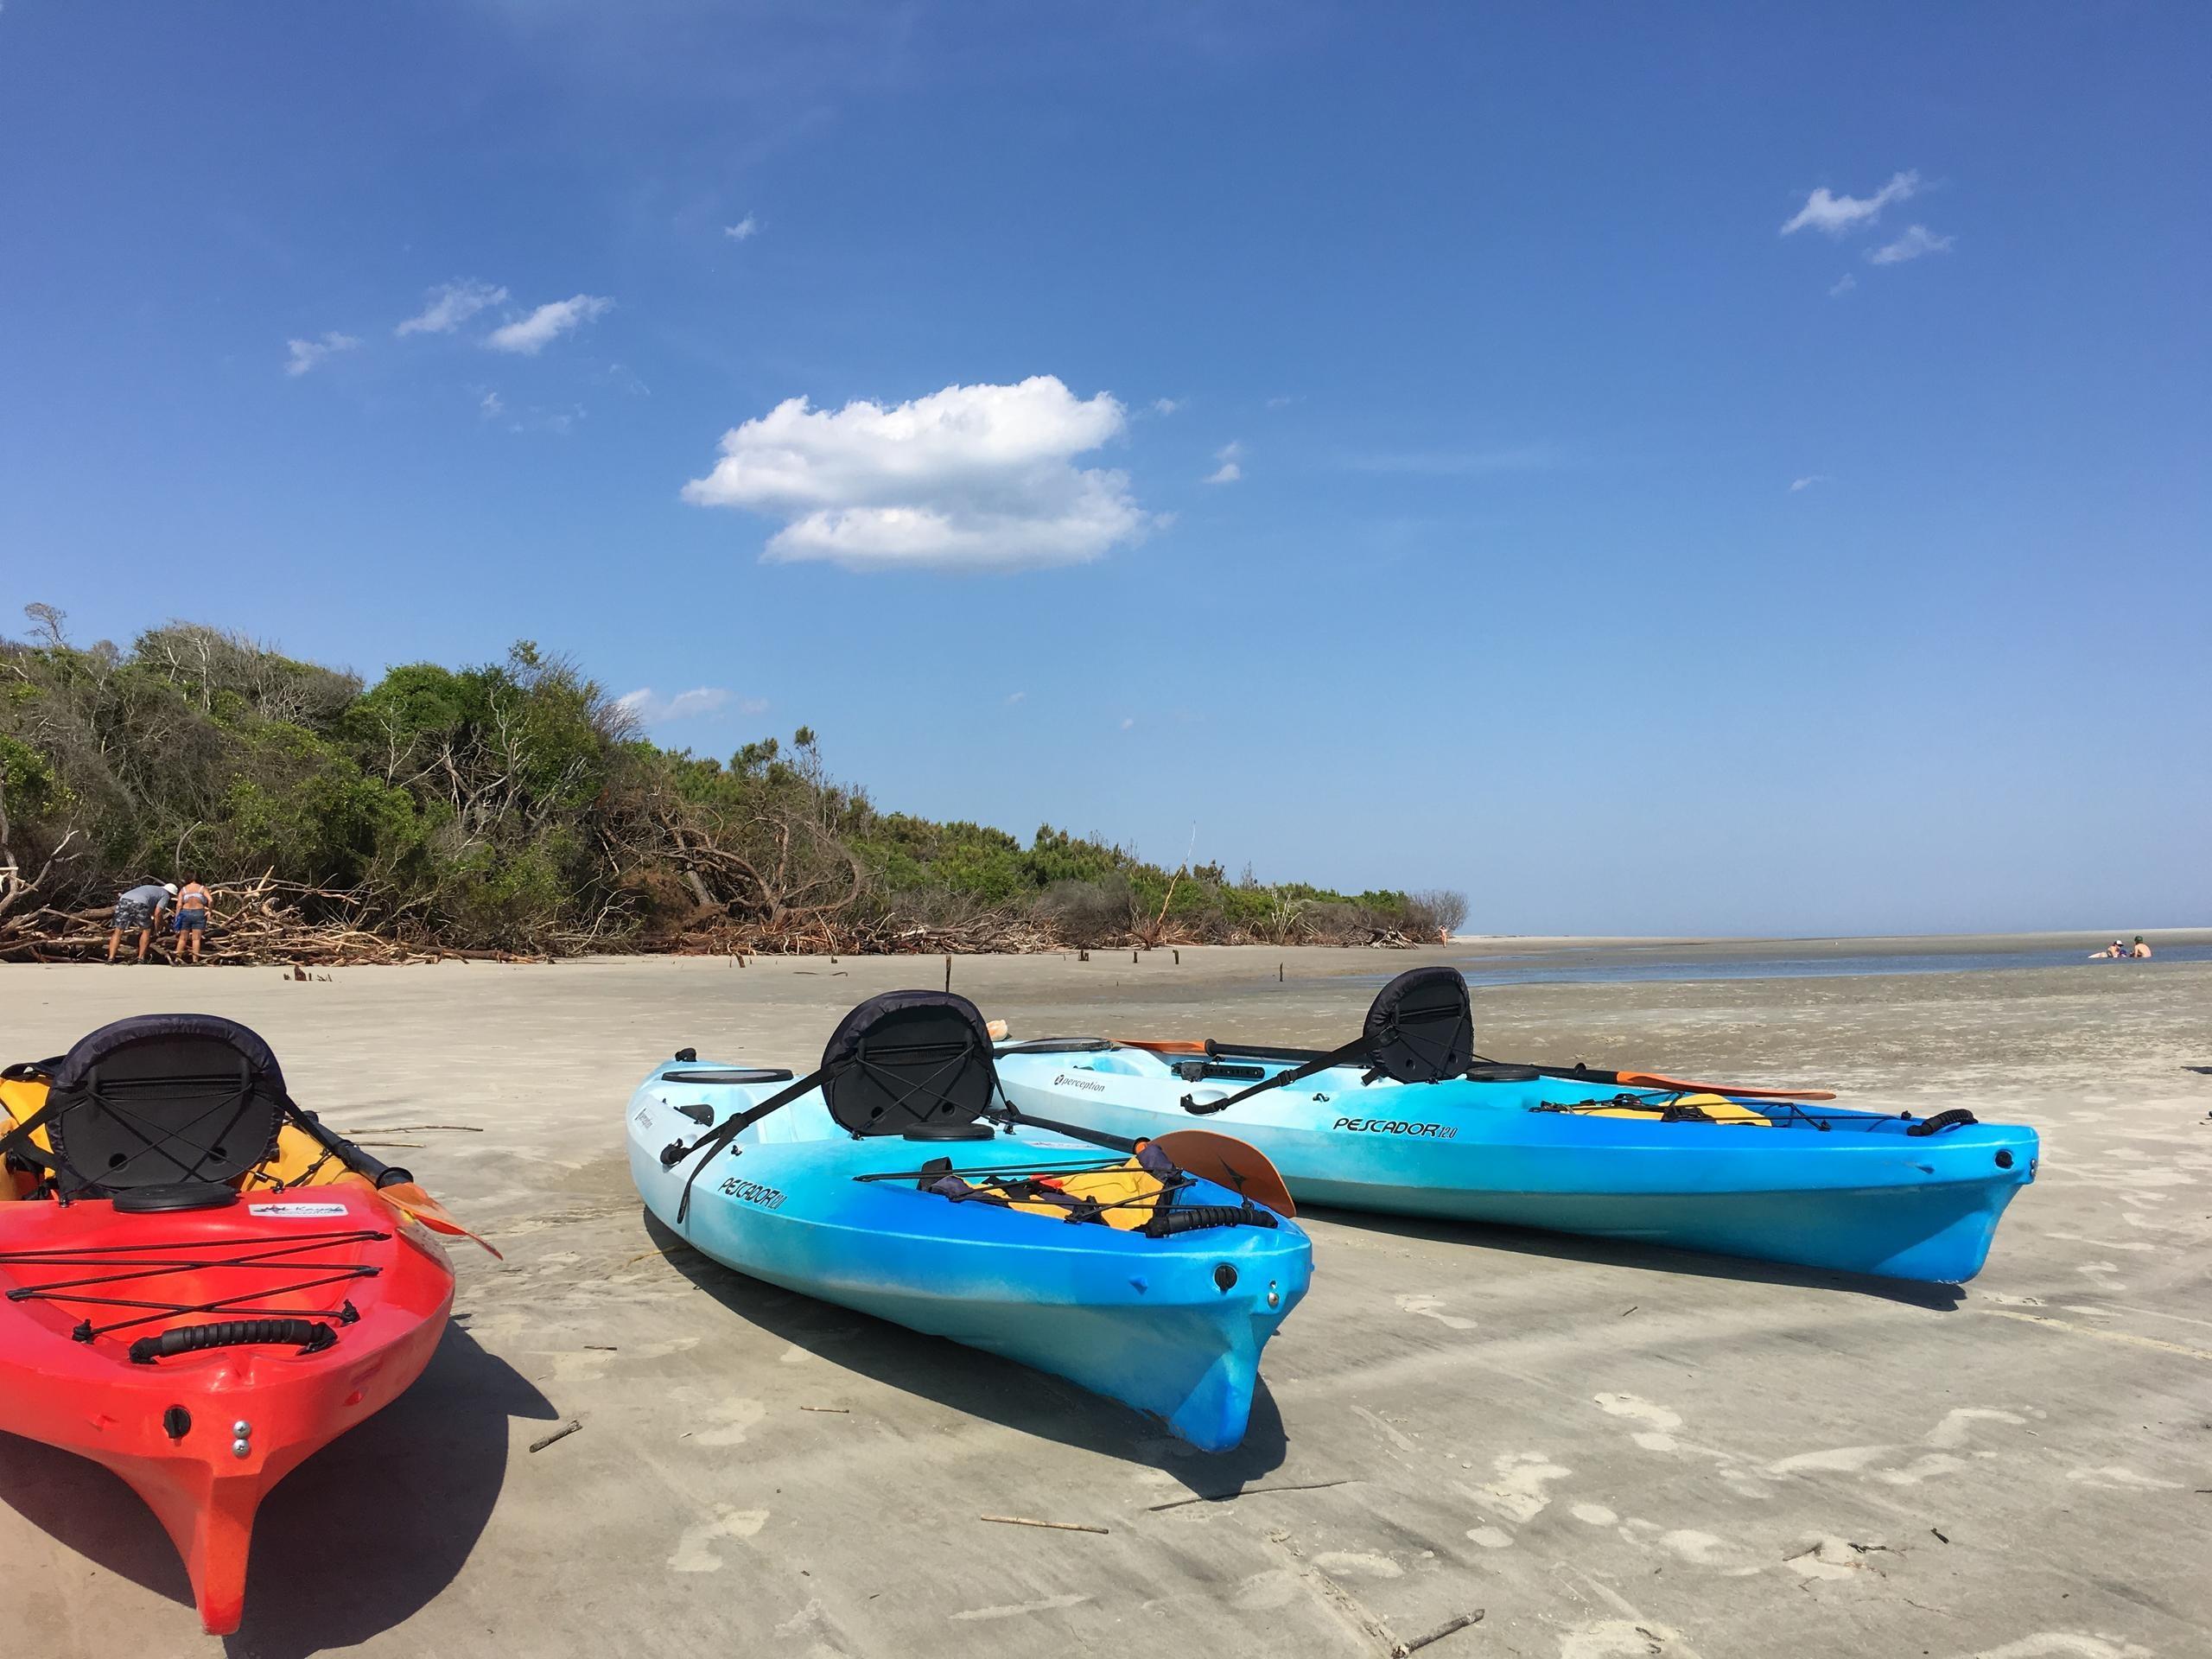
[1995,1149,2015,1169]
[1213,1264,1238,1294]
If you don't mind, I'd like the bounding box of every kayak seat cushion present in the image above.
[821,990,1001,1137]
[1363,966,1477,1084]
[40,1014,287,1196]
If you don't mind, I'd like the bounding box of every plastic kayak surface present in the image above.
[0,1182,453,1633]
[628,1061,1311,1452]
[994,1047,2037,1284]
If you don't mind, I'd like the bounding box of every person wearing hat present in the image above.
[2132,936,2152,959]
[106,880,175,963]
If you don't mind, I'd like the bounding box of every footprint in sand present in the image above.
[692,1396,768,1446]
[1592,1392,1685,1453]
[1395,1293,1479,1331]
[1467,1451,1571,1523]
[1924,1408,2025,1449]
[1559,1618,1691,1657]
[1784,1535,1883,1580]
[667,1505,768,1573]
[2064,1466,2181,1491]
[1614,1516,1764,1575]
[1947,1637,2152,1659]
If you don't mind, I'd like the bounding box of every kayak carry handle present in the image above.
[129,1318,338,1364]
[1904,1108,1980,1137]
[1143,1204,1280,1237]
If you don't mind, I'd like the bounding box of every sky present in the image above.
[1,3,2205,936]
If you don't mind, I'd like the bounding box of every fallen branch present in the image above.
[528,1419,582,1453]
[979,1515,1108,1535]
[1392,1611,1484,1656]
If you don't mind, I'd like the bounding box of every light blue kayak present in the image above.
[993,969,2037,1285]
[629,991,1310,1452]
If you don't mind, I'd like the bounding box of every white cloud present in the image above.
[1781,170,1920,238]
[724,214,759,241]
[284,332,361,377]
[397,280,508,337]
[616,686,763,723]
[1789,474,1828,492]
[1264,394,1298,410]
[480,391,504,418]
[1866,225,1954,265]
[1828,273,1858,298]
[1203,440,1243,485]
[1151,397,1182,416]
[1004,690,1027,705]
[681,375,1147,573]
[486,294,614,355]
[1119,717,1135,731]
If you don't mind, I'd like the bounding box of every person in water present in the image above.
[2132,936,2152,959]
[105,881,175,963]
[173,877,215,963]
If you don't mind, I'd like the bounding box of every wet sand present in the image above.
[5,939,2209,1658]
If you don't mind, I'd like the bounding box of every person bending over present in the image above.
[174,877,215,963]
[106,881,175,963]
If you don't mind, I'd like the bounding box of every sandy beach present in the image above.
[5,936,2209,1659]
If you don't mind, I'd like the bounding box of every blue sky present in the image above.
[2,3,2205,935]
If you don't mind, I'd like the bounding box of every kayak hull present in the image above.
[628,1065,1310,1452]
[0,1186,454,1632]
[995,1051,2037,1284]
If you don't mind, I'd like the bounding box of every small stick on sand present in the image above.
[1146,1478,1351,1511]
[800,1405,849,1413]
[529,1419,582,1453]
[1391,1610,1483,1656]
[980,1515,1108,1535]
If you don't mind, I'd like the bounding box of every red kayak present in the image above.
[0,1014,490,1634]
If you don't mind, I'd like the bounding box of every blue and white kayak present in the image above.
[628,990,1311,1452]
[993,969,2037,1286]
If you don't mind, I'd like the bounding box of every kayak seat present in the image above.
[821,991,1000,1136]
[33,1014,286,1198]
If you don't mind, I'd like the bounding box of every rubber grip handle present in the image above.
[1146,1203,1278,1236]
[129,1319,335,1364]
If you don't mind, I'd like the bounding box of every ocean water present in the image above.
[1353,941,2212,990]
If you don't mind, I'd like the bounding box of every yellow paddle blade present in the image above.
[376,1180,503,1258]
[1149,1128,1297,1217]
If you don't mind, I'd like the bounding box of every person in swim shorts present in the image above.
[173,877,214,963]
[106,881,175,963]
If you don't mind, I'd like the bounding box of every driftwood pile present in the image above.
[664,907,1058,958]
[0,872,540,966]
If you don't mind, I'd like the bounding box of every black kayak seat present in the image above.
[821,991,1001,1137]
[39,1014,286,1198]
